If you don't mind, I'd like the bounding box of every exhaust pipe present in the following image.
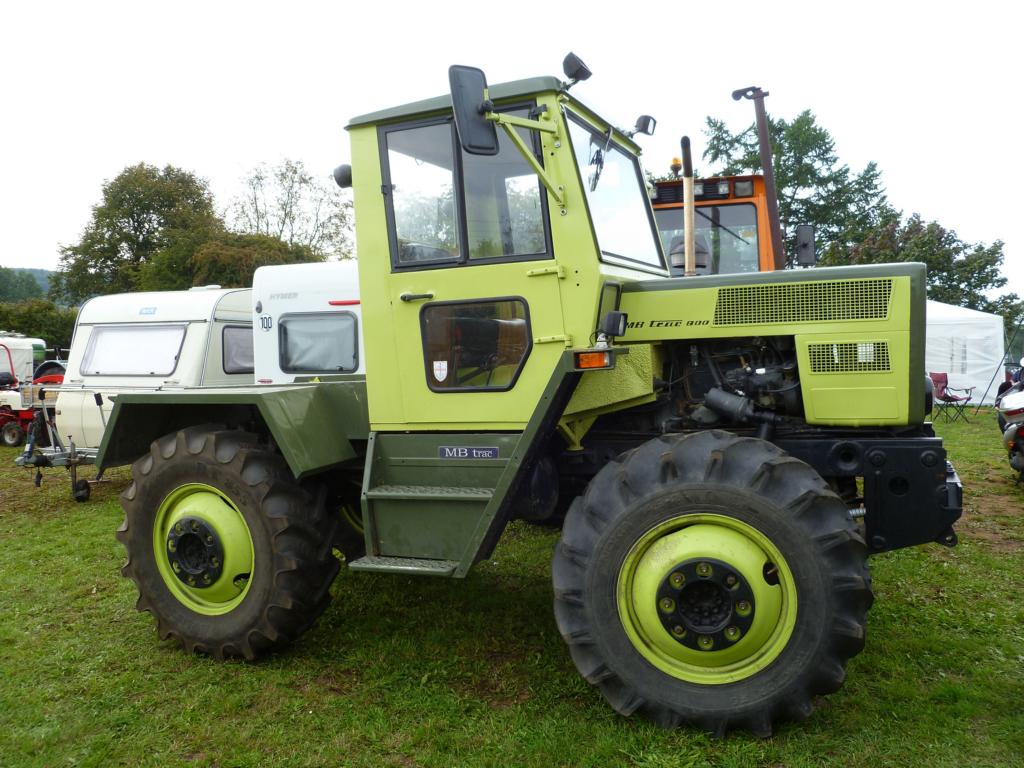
[680,136,696,277]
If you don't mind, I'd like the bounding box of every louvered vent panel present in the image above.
[713,279,892,326]
[808,342,891,374]
[656,185,685,203]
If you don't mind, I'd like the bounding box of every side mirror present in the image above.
[795,224,816,266]
[632,115,656,137]
[562,52,592,85]
[333,164,352,189]
[599,310,628,338]
[448,65,499,156]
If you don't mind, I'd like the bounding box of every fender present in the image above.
[97,380,369,480]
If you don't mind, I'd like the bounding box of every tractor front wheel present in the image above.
[117,427,340,659]
[552,430,872,736]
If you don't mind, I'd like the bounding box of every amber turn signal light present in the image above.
[575,351,612,370]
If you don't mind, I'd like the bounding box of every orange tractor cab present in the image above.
[652,173,778,275]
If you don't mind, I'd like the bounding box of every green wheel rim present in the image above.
[617,513,797,685]
[153,483,255,615]
[341,501,364,535]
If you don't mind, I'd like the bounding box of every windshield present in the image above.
[655,203,760,275]
[566,114,663,270]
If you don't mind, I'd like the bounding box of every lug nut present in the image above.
[211,556,219,567]
[669,572,685,588]
[736,600,752,616]
[190,520,199,532]
[167,541,176,552]
[174,523,184,534]
[672,625,686,637]
[696,562,712,577]
[725,574,737,587]
[202,574,211,584]
[725,626,741,641]
[187,576,196,586]
[698,635,714,651]
[172,562,180,573]
[659,597,676,614]
[206,535,214,544]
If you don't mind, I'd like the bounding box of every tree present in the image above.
[231,159,354,259]
[0,267,43,302]
[190,233,322,288]
[822,211,1022,332]
[703,111,888,264]
[50,164,223,303]
[0,300,78,351]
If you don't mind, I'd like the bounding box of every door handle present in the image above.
[400,292,434,302]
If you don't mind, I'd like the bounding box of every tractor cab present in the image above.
[653,174,769,275]
[341,58,664,433]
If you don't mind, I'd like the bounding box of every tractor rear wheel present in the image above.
[117,427,340,659]
[552,430,872,736]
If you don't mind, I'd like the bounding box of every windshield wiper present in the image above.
[695,208,750,245]
[589,127,615,192]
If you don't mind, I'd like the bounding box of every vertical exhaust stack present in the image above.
[733,86,786,270]
[681,136,696,277]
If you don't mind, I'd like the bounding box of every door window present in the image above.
[421,299,530,391]
[382,107,551,270]
[386,121,460,265]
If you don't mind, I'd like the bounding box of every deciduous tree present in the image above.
[50,164,223,303]
[231,159,354,259]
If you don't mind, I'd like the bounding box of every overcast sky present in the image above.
[1,1,1018,294]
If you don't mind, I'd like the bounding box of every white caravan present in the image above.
[252,261,364,384]
[56,287,253,448]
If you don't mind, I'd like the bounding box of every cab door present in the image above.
[375,111,565,430]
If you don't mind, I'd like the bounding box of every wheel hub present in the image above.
[656,558,756,652]
[166,516,224,589]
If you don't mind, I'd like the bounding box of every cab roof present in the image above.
[347,76,563,128]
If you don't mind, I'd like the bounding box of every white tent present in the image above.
[925,300,1005,405]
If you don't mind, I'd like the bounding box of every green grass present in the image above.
[1,414,1023,767]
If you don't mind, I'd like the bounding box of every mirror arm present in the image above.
[487,112,564,206]
[488,111,558,135]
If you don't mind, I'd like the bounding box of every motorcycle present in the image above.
[996,361,1024,480]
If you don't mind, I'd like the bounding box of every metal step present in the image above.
[365,484,493,502]
[347,555,459,576]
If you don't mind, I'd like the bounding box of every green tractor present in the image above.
[99,55,961,735]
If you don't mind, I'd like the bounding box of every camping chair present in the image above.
[929,372,975,423]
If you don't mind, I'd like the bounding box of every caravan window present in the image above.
[81,324,187,376]
[222,325,254,374]
[279,313,358,373]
